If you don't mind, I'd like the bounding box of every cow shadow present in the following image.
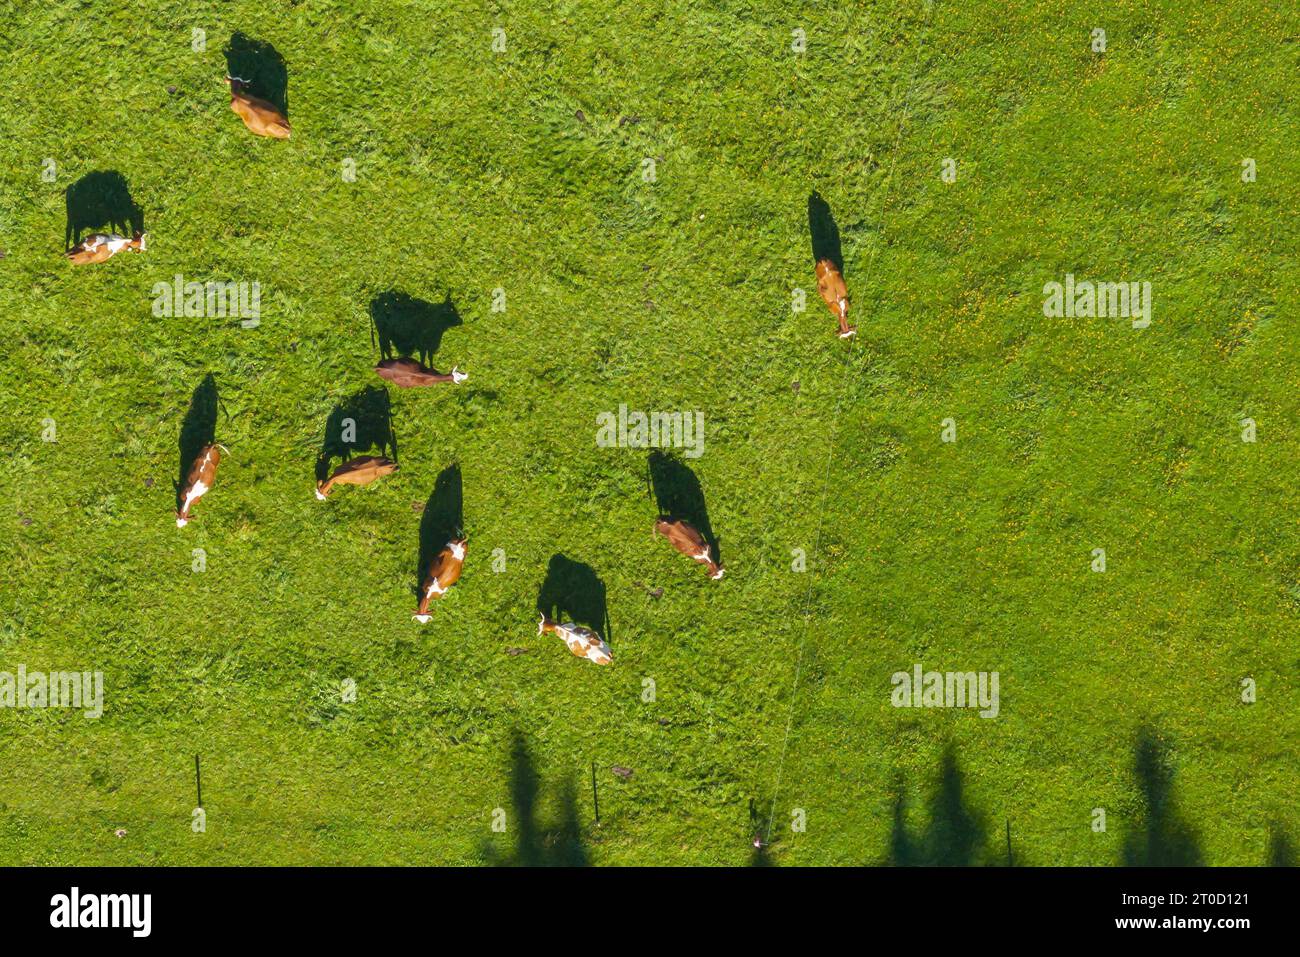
[176,374,218,508]
[415,464,464,591]
[886,747,988,866]
[536,554,610,641]
[314,385,396,483]
[647,450,720,564]
[369,291,462,365]
[224,32,289,115]
[65,171,143,249]
[1122,726,1202,866]
[485,731,589,867]
[807,190,843,273]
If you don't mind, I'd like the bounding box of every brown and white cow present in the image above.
[654,517,723,580]
[375,357,467,388]
[315,455,398,500]
[815,258,856,339]
[67,232,147,266]
[539,613,612,665]
[176,443,223,528]
[413,537,467,622]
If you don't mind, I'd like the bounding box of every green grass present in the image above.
[0,0,1296,865]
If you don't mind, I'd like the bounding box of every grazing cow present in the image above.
[176,443,223,528]
[374,357,467,388]
[315,455,398,500]
[539,613,612,665]
[67,232,146,266]
[225,75,291,139]
[815,258,856,339]
[654,517,723,579]
[414,537,467,623]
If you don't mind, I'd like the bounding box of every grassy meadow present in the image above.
[0,0,1296,865]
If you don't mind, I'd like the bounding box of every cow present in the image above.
[654,517,723,579]
[176,443,223,527]
[815,258,856,339]
[374,357,467,388]
[225,75,290,139]
[414,537,467,622]
[67,232,146,266]
[316,455,398,500]
[539,613,612,665]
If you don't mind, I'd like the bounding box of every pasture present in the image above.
[0,0,1296,865]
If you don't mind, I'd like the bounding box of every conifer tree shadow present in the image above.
[1267,824,1295,866]
[886,748,987,866]
[176,374,218,507]
[487,731,590,867]
[314,386,396,483]
[887,775,921,865]
[224,32,289,115]
[748,797,776,866]
[369,292,462,365]
[415,464,463,591]
[807,190,842,273]
[1122,727,1202,866]
[65,171,143,249]
[536,555,610,641]
[647,450,720,564]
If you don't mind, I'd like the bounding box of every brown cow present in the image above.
[177,444,223,528]
[654,517,723,579]
[375,357,467,388]
[414,537,467,622]
[225,75,290,139]
[815,258,856,339]
[316,455,398,500]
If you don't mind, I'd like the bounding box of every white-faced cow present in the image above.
[67,232,147,266]
[539,613,612,665]
[316,455,398,500]
[815,258,856,339]
[374,357,467,388]
[654,517,723,580]
[177,443,223,528]
[414,537,467,623]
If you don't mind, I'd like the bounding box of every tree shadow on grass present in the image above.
[65,171,143,249]
[747,798,776,866]
[1267,823,1295,866]
[1122,726,1202,866]
[536,555,610,642]
[807,190,842,273]
[176,374,217,509]
[314,385,396,483]
[486,731,589,866]
[369,291,462,365]
[224,31,289,115]
[415,464,463,592]
[647,450,720,564]
[886,747,987,866]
